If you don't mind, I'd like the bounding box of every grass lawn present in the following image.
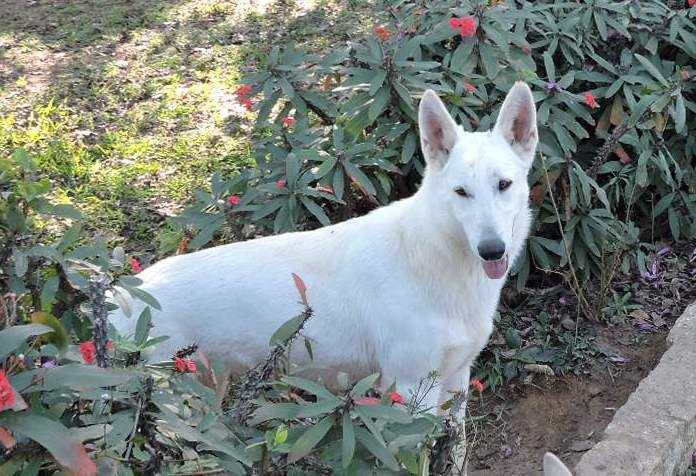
[0,0,377,252]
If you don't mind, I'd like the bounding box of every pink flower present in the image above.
[174,357,197,373]
[689,0,695,7]
[130,257,143,274]
[0,370,16,412]
[470,378,486,393]
[464,82,476,93]
[389,391,406,405]
[450,16,477,38]
[275,179,286,189]
[583,92,599,109]
[227,195,241,206]
[282,116,296,128]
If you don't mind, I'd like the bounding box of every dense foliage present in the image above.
[1,0,696,474]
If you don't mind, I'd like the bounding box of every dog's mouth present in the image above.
[481,255,508,280]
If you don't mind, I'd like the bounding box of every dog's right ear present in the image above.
[543,452,573,476]
[418,89,459,168]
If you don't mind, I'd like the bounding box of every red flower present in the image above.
[235,84,252,98]
[240,97,254,111]
[355,396,381,406]
[130,257,143,274]
[450,16,477,38]
[583,92,599,109]
[227,195,241,206]
[470,378,486,393]
[464,82,476,93]
[282,116,296,128]
[0,370,16,412]
[174,357,197,373]
[275,179,286,189]
[374,25,391,41]
[79,340,113,365]
[388,391,406,405]
[79,341,96,364]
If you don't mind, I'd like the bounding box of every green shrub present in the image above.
[172,0,696,294]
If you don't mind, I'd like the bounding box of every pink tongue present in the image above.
[482,256,508,279]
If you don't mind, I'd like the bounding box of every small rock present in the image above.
[570,439,594,452]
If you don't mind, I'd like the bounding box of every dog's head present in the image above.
[417,82,538,279]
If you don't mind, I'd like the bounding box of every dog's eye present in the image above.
[498,179,512,191]
[454,187,470,198]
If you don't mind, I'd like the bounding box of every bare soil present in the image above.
[468,326,667,475]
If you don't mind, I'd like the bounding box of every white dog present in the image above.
[112,81,538,416]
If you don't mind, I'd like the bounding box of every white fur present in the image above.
[111,82,538,413]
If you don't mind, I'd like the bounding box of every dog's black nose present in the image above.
[478,238,506,261]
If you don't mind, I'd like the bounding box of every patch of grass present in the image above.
[0,0,380,253]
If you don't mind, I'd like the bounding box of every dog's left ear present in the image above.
[493,81,538,164]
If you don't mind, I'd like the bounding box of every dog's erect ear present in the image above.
[418,89,459,168]
[543,452,573,476]
[493,81,538,164]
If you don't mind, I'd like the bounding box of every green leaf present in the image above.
[355,426,400,471]
[634,54,669,87]
[281,376,335,400]
[134,307,152,346]
[342,412,356,468]
[0,324,53,360]
[10,365,136,393]
[401,132,417,164]
[674,93,686,133]
[299,196,330,226]
[668,207,680,240]
[350,373,380,398]
[343,161,377,197]
[354,404,412,424]
[288,415,334,463]
[369,70,387,96]
[369,86,390,121]
[542,52,555,81]
[0,412,96,475]
[269,313,305,347]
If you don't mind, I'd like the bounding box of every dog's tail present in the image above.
[543,452,573,476]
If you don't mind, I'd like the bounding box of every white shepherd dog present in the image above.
[112,81,539,417]
[112,81,580,474]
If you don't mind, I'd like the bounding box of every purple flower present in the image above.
[546,80,560,92]
[41,357,57,369]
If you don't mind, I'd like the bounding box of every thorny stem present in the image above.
[88,273,112,368]
[227,306,315,425]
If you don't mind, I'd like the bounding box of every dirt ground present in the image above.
[468,326,667,475]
